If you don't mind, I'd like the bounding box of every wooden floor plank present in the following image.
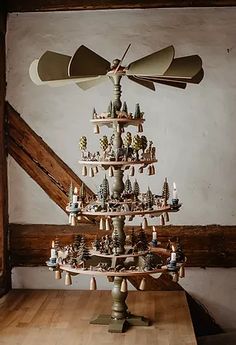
[0,290,197,345]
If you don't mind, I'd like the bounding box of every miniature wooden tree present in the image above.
[146,187,154,210]
[133,179,140,200]
[79,136,87,158]
[99,135,109,152]
[131,228,137,247]
[92,107,97,119]
[73,234,81,251]
[162,177,170,205]
[137,227,149,251]
[78,239,91,267]
[113,229,120,255]
[100,176,110,209]
[132,135,142,160]
[140,135,148,153]
[134,103,141,119]
[124,177,132,196]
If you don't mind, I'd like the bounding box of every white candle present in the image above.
[50,241,57,258]
[173,182,178,199]
[72,187,78,203]
[152,226,157,240]
[171,252,176,262]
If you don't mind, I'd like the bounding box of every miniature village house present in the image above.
[0,2,236,345]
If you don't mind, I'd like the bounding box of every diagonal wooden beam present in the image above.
[7,103,95,214]
[6,0,236,12]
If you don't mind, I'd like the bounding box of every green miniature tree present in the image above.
[132,135,142,160]
[113,229,120,255]
[146,187,154,210]
[79,136,87,151]
[162,177,170,205]
[133,179,140,200]
[134,103,141,119]
[140,135,148,153]
[137,227,148,251]
[124,177,132,195]
[73,234,81,251]
[78,240,91,267]
[99,135,109,152]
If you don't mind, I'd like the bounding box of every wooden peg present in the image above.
[147,165,152,175]
[108,166,114,177]
[90,277,97,290]
[139,277,146,290]
[105,218,111,231]
[89,167,94,177]
[93,124,100,134]
[55,270,61,280]
[138,166,143,173]
[172,272,179,283]
[179,265,185,278]
[138,123,143,133]
[151,165,156,175]
[164,212,169,222]
[82,165,87,176]
[120,278,128,293]
[129,166,135,176]
[65,272,72,286]
[93,166,99,174]
[160,214,165,226]
[99,218,105,230]
[142,217,148,230]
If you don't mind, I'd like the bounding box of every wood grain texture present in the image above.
[9,224,236,267]
[7,103,94,213]
[0,290,197,345]
[6,0,236,12]
[0,9,10,296]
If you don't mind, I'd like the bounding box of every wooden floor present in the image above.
[0,290,197,345]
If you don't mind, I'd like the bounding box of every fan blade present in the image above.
[162,55,202,79]
[126,46,174,76]
[29,59,44,85]
[69,45,110,77]
[135,76,186,89]
[76,76,107,90]
[154,79,187,89]
[37,51,71,81]
[141,68,204,85]
[128,76,155,91]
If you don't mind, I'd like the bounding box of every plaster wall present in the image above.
[6,8,236,331]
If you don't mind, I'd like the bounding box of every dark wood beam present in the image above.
[0,8,10,296]
[6,0,236,12]
[7,103,94,214]
[9,224,236,267]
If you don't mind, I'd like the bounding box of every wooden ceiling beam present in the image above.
[6,0,236,12]
[9,224,236,267]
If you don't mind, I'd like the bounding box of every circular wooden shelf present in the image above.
[90,249,149,259]
[90,118,145,127]
[80,205,170,217]
[78,159,157,167]
[59,264,167,277]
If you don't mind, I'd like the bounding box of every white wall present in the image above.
[6,8,236,331]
